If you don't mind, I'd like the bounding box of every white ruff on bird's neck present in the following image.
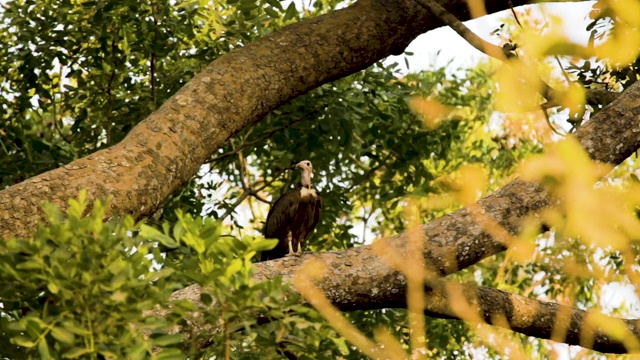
[300,170,313,187]
[300,187,316,197]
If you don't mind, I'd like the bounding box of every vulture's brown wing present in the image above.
[264,189,300,238]
[310,191,322,232]
[261,189,301,261]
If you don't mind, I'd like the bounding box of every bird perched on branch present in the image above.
[260,160,323,261]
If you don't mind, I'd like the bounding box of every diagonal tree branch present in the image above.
[417,0,511,61]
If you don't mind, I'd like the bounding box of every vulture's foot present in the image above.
[286,232,294,255]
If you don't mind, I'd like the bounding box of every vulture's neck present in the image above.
[300,170,313,188]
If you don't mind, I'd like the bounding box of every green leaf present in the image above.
[330,336,350,355]
[172,220,185,241]
[128,343,147,360]
[225,258,243,278]
[264,7,279,18]
[265,0,283,10]
[140,225,178,248]
[67,189,88,219]
[61,321,91,336]
[25,317,45,337]
[253,238,278,252]
[62,347,94,359]
[150,267,175,281]
[42,202,65,223]
[51,326,75,344]
[152,334,183,346]
[110,290,128,302]
[237,0,258,12]
[10,335,36,348]
[283,2,297,21]
[16,260,42,270]
[38,340,52,359]
[199,292,213,306]
[47,282,60,294]
[156,348,186,360]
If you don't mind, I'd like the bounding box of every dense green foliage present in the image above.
[1,0,640,359]
[0,194,348,359]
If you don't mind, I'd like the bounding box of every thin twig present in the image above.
[346,153,392,192]
[220,191,252,222]
[509,1,523,29]
[250,192,271,205]
[362,207,373,245]
[541,108,565,137]
[219,167,288,220]
[416,0,508,60]
[509,1,570,136]
[348,154,371,171]
[150,0,158,107]
[555,56,572,84]
[236,149,249,191]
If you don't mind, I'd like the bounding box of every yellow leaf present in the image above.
[596,23,640,65]
[493,61,542,112]
[407,96,453,129]
[110,291,127,302]
[608,0,640,27]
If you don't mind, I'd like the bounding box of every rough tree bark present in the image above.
[171,80,640,354]
[6,0,637,354]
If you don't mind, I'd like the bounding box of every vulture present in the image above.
[260,160,323,261]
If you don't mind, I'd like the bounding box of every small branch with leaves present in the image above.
[415,0,619,122]
[208,108,323,165]
[218,166,288,221]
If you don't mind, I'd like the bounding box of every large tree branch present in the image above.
[0,0,552,241]
[171,80,640,352]
[296,273,640,354]
[174,273,640,354]
[174,277,640,354]
[420,280,640,354]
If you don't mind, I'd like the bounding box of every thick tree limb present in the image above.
[174,273,640,354]
[171,80,640,352]
[421,280,640,354]
[0,0,560,241]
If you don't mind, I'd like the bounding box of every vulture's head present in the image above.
[296,160,313,171]
[296,160,314,178]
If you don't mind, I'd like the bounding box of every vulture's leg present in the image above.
[286,231,295,256]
